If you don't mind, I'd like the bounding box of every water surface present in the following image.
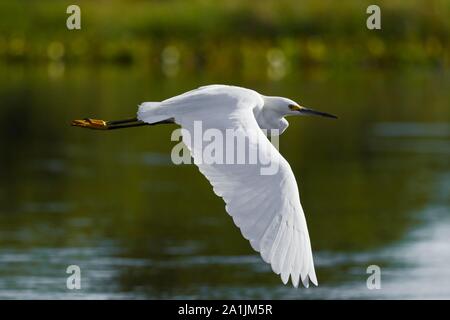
[0,64,449,299]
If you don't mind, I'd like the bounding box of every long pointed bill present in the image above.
[71,117,173,130]
[299,107,337,119]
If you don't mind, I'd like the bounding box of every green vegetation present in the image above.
[0,0,449,69]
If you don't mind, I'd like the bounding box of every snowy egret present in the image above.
[72,84,337,287]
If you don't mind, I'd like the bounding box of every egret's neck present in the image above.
[255,97,289,135]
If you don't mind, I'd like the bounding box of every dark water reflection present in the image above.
[0,64,449,299]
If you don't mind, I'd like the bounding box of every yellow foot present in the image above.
[71,118,108,130]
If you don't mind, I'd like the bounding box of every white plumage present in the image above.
[138,85,320,287]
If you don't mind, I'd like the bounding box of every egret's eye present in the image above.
[289,104,302,111]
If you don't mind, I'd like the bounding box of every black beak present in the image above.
[299,107,338,119]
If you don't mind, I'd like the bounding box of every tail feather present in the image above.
[137,102,171,124]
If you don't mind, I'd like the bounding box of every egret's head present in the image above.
[265,96,337,119]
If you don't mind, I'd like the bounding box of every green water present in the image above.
[0,64,449,299]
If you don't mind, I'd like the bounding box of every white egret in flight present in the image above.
[72,85,337,287]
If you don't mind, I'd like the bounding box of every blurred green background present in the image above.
[0,0,449,299]
[1,0,449,68]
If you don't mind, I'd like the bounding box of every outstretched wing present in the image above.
[139,85,317,287]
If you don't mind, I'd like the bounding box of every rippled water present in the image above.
[0,65,448,299]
